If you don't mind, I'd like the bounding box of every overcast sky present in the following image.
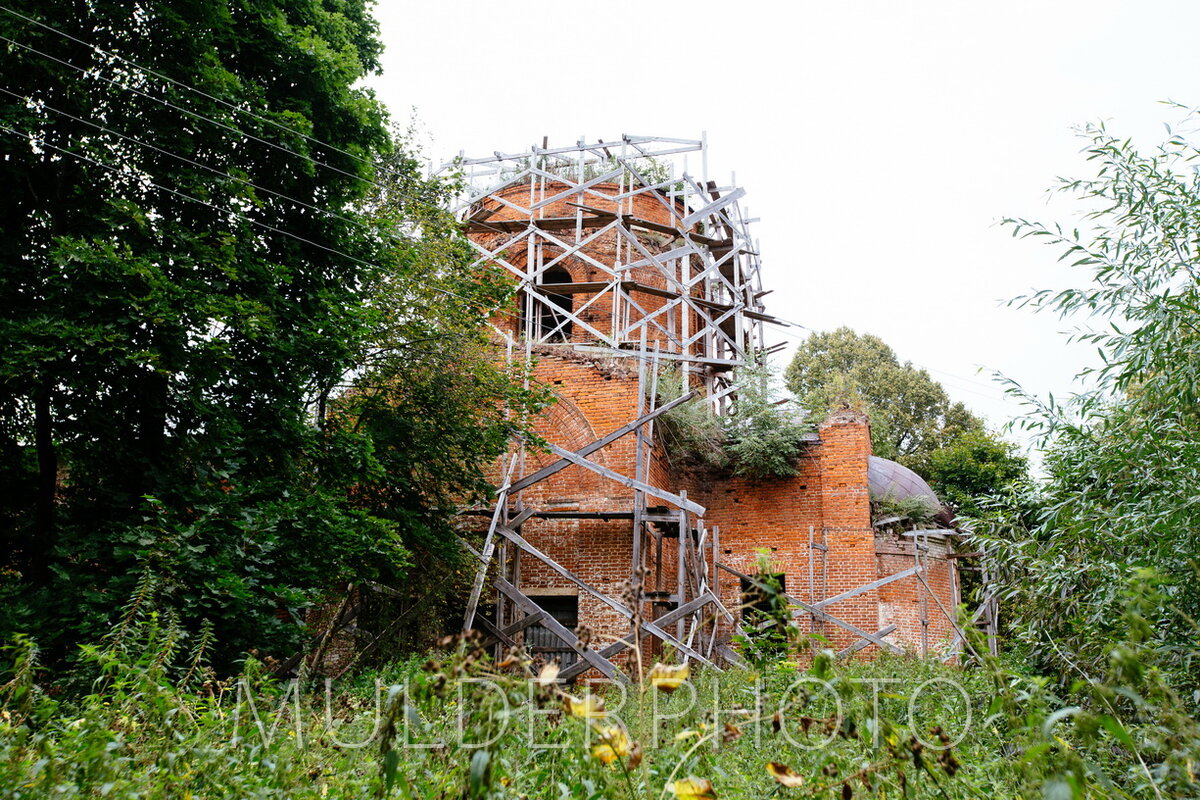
[367,0,1200,450]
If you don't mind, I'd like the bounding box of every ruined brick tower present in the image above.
[443,136,965,679]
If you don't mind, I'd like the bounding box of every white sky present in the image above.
[368,0,1200,450]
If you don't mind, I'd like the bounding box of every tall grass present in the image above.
[1,581,1196,799]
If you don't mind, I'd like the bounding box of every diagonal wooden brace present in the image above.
[557,593,719,682]
[545,442,706,516]
[804,566,922,612]
[494,524,717,668]
[718,563,903,656]
[508,391,697,494]
[493,577,627,683]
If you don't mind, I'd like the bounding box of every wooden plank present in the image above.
[493,578,626,683]
[529,166,624,211]
[458,537,482,561]
[536,281,613,295]
[464,215,611,235]
[717,563,903,656]
[837,625,898,659]
[682,187,745,228]
[499,510,636,520]
[546,442,706,516]
[479,611,547,649]
[476,615,518,649]
[463,462,514,631]
[557,593,718,682]
[496,525,628,614]
[807,566,922,611]
[915,572,975,658]
[493,524,716,668]
[508,508,537,529]
[715,644,747,668]
[618,245,694,272]
[507,390,697,494]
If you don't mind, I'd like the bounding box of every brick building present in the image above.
[450,137,963,678]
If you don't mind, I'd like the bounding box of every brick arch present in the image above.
[521,390,607,502]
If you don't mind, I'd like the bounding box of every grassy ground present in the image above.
[0,625,1054,799]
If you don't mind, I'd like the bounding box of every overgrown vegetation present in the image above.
[870,495,940,528]
[784,328,984,464]
[783,327,1030,519]
[5,574,1199,799]
[656,362,812,480]
[977,107,1200,699]
[2,0,1199,797]
[0,1,542,670]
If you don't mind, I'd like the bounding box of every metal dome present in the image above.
[867,456,939,505]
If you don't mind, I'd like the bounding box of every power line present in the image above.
[0,123,506,321]
[1,123,381,266]
[0,10,1010,396]
[0,4,382,177]
[0,13,799,378]
[0,84,367,233]
[0,31,401,201]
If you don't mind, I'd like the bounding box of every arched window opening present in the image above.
[537,266,573,342]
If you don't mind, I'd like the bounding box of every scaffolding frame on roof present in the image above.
[435,133,780,405]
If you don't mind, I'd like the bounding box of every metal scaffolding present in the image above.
[442,135,987,679]
[441,134,771,678]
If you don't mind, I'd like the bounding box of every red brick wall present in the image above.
[685,409,878,652]
[474,182,706,352]
[465,181,962,664]
[472,350,963,664]
[875,530,959,655]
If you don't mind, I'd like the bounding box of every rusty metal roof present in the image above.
[867,456,939,505]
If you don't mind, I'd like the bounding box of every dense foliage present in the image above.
[782,327,1027,518]
[1,3,1198,798]
[0,2,537,669]
[657,363,811,480]
[979,110,1200,696]
[5,584,1198,799]
[915,430,1028,520]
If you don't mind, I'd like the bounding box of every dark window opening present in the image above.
[536,266,573,341]
[525,594,579,669]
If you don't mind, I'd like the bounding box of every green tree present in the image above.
[917,429,1028,519]
[0,3,534,667]
[783,327,982,463]
[983,108,1200,692]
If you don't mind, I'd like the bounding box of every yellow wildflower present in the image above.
[670,777,717,799]
[536,661,560,685]
[590,724,632,765]
[766,762,806,788]
[563,693,606,718]
[648,662,689,693]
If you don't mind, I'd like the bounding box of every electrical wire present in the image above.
[0,31,400,200]
[0,123,510,321]
[0,18,827,373]
[0,4,382,177]
[0,84,367,232]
